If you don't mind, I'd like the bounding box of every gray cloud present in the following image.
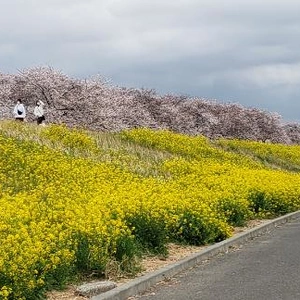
[0,0,299,122]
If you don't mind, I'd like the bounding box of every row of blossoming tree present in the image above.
[1,66,300,144]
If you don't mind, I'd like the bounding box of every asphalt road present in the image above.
[131,218,300,300]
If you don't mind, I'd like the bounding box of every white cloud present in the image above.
[229,63,300,88]
[0,0,300,121]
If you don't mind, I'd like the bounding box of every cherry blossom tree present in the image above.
[0,66,299,144]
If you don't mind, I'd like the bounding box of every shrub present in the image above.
[217,198,250,227]
[170,211,230,246]
[126,214,168,255]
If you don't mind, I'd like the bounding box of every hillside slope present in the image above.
[1,121,300,298]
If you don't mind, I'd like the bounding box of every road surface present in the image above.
[131,217,300,300]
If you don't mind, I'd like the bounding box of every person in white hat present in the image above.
[34,100,46,125]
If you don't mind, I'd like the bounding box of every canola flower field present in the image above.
[1,121,300,299]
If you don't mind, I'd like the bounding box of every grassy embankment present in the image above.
[1,120,300,299]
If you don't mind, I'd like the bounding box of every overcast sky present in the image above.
[1,0,299,122]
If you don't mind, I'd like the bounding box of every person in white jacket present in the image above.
[13,99,26,121]
[34,100,46,125]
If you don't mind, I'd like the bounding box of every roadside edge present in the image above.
[92,210,300,300]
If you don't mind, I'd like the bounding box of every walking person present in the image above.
[13,99,26,121]
[34,100,46,125]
